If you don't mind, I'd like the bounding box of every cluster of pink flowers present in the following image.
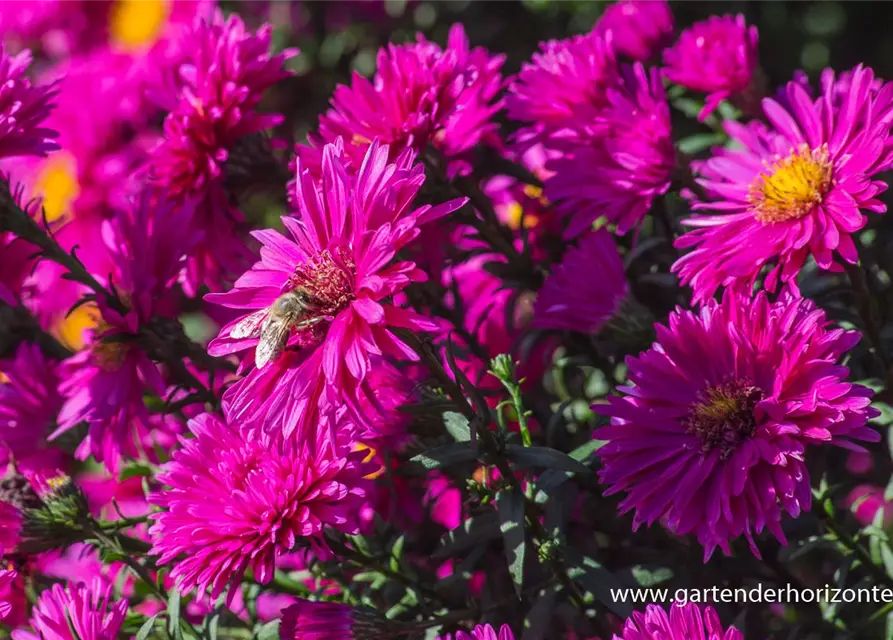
[0,1,890,638]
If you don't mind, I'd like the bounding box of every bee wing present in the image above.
[230,309,268,339]
[255,316,290,369]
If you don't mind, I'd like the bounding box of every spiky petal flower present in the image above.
[673,66,893,302]
[596,0,674,62]
[532,230,627,333]
[545,63,675,236]
[612,602,743,640]
[207,140,464,442]
[440,624,515,640]
[149,413,374,600]
[150,11,297,293]
[0,47,58,159]
[595,289,879,559]
[0,569,15,620]
[299,24,504,178]
[662,14,759,121]
[11,579,127,640]
[506,29,618,144]
[280,601,395,639]
[52,190,196,471]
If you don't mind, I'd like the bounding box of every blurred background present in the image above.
[253,0,893,138]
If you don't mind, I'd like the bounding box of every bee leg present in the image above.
[296,316,326,330]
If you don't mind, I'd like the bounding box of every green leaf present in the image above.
[505,444,591,475]
[496,487,526,597]
[628,565,674,588]
[409,442,478,471]
[118,463,153,482]
[534,440,603,503]
[390,534,405,573]
[434,511,501,560]
[671,97,704,119]
[566,550,633,618]
[521,586,558,640]
[256,620,281,640]
[443,411,471,442]
[136,614,160,640]
[676,132,726,156]
[167,588,182,640]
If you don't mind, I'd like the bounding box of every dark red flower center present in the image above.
[683,379,763,459]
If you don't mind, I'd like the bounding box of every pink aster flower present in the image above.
[150,11,296,293]
[207,139,464,442]
[280,601,393,639]
[596,0,674,61]
[299,23,504,178]
[149,413,374,600]
[0,47,58,158]
[662,14,759,121]
[12,579,127,640]
[673,66,893,302]
[0,499,21,555]
[613,602,742,640]
[0,569,16,620]
[845,484,893,527]
[0,233,35,306]
[532,230,627,333]
[545,63,675,236]
[506,29,618,144]
[0,343,65,469]
[595,289,879,559]
[2,50,155,241]
[440,624,515,640]
[52,190,196,471]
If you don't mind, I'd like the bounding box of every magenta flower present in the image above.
[595,289,879,559]
[596,1,674,61]
[150,11,296,293]
[0,232,34,306]
[300,24,504,177]
[0,500,21,556]
[612,602,742,640]
[845,484,893,527]
[280,601,394,639]
[506,30,618,143]
[546,63,675,236]
[440,624,515,640]
[0,47,58,159]
[673,66,893,302]
[52,190,197,471]
[662,14,759,121]
[149,413,374,599]
[207,140,463,442]
[12,579,127,640]
[0,569,16,620]
[532,230,627,333]
[0,343,64,469]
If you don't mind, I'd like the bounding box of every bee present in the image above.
[230,288,325,369]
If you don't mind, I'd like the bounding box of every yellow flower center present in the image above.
[53,302,100,352]
[110,0,171,51]
[36,153,79,224]
[749,144,832,224]
[0,371,9,384]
